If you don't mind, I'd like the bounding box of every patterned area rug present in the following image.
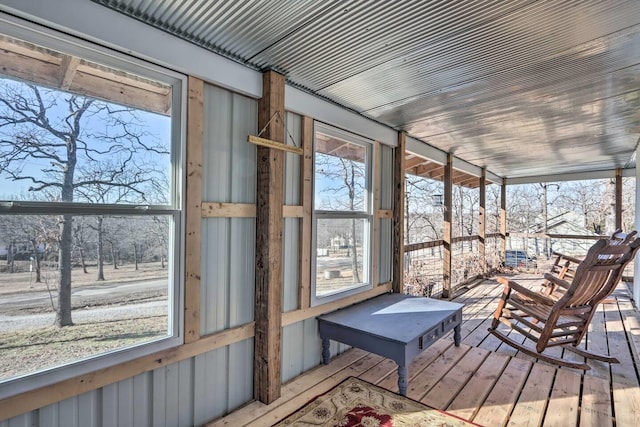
[274,377,481,426]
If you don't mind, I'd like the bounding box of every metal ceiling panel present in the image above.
[93,0,640,180]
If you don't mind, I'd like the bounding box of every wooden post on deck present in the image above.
[615,168,622,231]
[443,153,453,298]
[254,69,284,404]
[393,133,406,294]
[479,169,486,275]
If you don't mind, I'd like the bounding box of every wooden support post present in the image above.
[298,116,313,309]
[372,142,381,288]
[184,76,203,343]
[254,69,285,404]
[392,133,406,294]
[479,169,486,275]
[500,177,507,257]
[615,168,622,231]
[443,154,453,298]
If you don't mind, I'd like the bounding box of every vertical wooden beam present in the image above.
[392,133,406,294]
[254,70,285,404]
[59,55,80,90]
[298,116,313,310]
[479,169,486,275]
[184,76,203,344]
[615,168,623,231]
[500,177,507,257]
[372,142,381,288]
[442,154,453,298]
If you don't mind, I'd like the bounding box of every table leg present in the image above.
[454,324,461,347]
[397,365,408,396]
[321,338,331,364]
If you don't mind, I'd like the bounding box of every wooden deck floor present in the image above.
[208,275,640,427]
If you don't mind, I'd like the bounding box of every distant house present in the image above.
[510,211,601,257]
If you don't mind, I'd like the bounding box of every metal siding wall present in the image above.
[282,317,349,383]
[302,318,323,370]
[281,322,305,382]
[202,84,257,202]
[380,145,393,210]
[282,112,302,312]
[282,218,300,312]
[284,112,302,205]
[192,339,254,425]
[201,218,229,334]
[379,219,392,283]
[201,83,257,335]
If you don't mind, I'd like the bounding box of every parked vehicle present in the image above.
[504,250,537,269]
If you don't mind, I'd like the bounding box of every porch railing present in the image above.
[403,233,502,297]
[403,233,634,298]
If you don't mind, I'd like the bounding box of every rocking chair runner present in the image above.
[488,234,640,370]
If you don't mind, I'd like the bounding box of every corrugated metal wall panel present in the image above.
[201,83,257,334]
[302,318,322,370]
[379,145,393,210]
[1,412,35,427]
[193,339,254,426]
[201,217,230,334]
[152,358,194,427]
[193,346,228,426]
[284,112,302,205]
[228,218,255,327]
[379,218,392,283]
[202,83,257,203]
[201,217,255,334]
[281,322,304,382]
[282,218,300,312]
[226,339,254,411]
[283,112,302,312]
[281,317,349,383]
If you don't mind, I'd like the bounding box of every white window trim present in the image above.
[311,123,374,307]
[0,17,186,400]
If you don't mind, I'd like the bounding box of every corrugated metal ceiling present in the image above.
[94,0,640,180]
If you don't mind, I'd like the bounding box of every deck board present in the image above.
[204,278,640,427]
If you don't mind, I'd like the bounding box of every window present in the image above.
[312,123,372,305]
[0,27,183,398]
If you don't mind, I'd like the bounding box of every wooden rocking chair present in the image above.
[540,229,637,299]
[488,233,640,370]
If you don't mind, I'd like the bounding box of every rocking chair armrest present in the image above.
[543,273,571,290]
[497,277,557,305]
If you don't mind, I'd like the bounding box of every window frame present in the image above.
[311,122,374,306]
[0,17,186,400]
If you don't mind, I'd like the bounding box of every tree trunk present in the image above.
[55,214,74,327]
[80,247,88,274]
[7,241,14,273]
[111,242,118,269]
[33,246,41,283]
[350,219,360,283]
[96,216,105,281]
[133,243,139,270]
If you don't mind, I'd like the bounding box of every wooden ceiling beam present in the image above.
[0,37,172,115]
[404,156,428,169]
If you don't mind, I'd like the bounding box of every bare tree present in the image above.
[315,153,366,283]
[0,80,168,326]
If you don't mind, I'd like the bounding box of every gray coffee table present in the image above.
[317,293,462,396]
